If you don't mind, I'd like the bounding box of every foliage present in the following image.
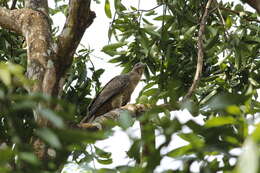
[0,0,260,173]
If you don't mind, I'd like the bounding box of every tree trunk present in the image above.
[0,0,95,160]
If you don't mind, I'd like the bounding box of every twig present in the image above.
[136,4,162,12]
[123,4,162,14]
[184,0,213,100]
[219,7,260,23]
[216,4,230,40]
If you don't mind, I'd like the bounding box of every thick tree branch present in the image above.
[78,103,179,130]
[184,0,213,100]
[57,0,95,70]
[0,7,56,159]
[0,8,23,34]
[242,0,260,13]
[0,0,96,162]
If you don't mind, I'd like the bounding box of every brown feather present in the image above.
[80,63,145,123]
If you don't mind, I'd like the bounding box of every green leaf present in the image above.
[178,133,204,148]
[143,88,159,96]
[205,116,236,127]
[118,110,134,129]
[226,105,241,115]
[251,123,260,142]
[0,67,11,86]
[38,108,64,128]
[234,4,244,12]
[114,0,126,12]
[35,128,62,149]
[127,140,141,163]
[184,25,197,38]
[137,95,149,104]
[153,15,173,21]
[55,129,108,144]
[94,69,105,78]
[145,10,156,16]
[96,158,113,165]
[102,42,127,56]
[19,152,40,165]
[95,146,112,159]
[0,147,13,164]
[142,26,160,37]
[105,0,112,18]
[167,144,192,157]
[225,16,232,29]
[207,93,248,110]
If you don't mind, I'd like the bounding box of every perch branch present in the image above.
[184,0,213,100]
[78,103,179,130]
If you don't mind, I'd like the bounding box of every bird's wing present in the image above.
[86,74,130,119]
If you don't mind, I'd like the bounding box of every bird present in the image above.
[80,62,146,123]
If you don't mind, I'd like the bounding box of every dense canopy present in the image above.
[0,0,259,173]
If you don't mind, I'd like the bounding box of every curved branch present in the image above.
[184,0,213,100]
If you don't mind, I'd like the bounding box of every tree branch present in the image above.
[78,103,179,130]
[0,8,23,34]
[242,0,260,13]
[57,0,95,71]
[219,7,260,23]
[184,0,213,100]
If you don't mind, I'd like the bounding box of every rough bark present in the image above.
[0,0,95,161]
[56,0,96,85]
[78,103,179,130]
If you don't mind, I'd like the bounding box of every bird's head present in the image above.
[132,62,146,75]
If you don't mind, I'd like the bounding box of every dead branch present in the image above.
[184,0,213,100]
